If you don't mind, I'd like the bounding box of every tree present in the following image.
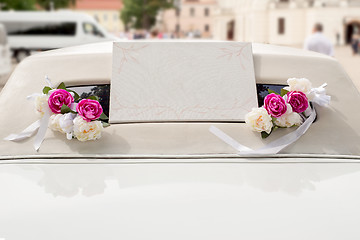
[36,0,76,10]
[121,0,174,30]
[0,0,36,10]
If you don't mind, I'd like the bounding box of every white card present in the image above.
[110,41,258,123]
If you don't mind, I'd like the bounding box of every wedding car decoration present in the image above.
[210,77,331,154]
[246,78,316,138]
[4,77,109,151]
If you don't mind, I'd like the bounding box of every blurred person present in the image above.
[150,29,159,39]
[351,33,359,55]
[304,23,334,57]
[187,31,194,39]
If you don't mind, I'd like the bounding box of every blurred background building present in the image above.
[213,0,360,46]
[1,0,360,90]
[160,0,217,38]
[73,0,124,35]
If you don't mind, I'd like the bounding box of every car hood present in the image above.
[1,159,360,240]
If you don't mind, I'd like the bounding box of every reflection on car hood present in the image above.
[1,159,360,240]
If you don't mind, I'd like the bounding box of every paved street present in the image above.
[1,46,359,92]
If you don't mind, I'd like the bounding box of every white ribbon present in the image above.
[45,75,54,89]
[33,106,51,151]
[4,76,53,151]
[209,126,252,152]
[210,106,317,155]
[3,120,41,141]
[309,83,331,106]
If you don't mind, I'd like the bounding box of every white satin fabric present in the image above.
[210,106,317,155]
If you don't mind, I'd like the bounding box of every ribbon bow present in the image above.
[308,83,331,106]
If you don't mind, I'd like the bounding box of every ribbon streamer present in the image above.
[33,106,51,151]
[3,120,41,141]
[210,106,317,155]
[4,76,53,151]
[209,126,252,152]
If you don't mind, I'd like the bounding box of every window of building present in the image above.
[190,8,195,17]
[204,8,209,17]
[175,8,181,17]
[175,24,180,32]
[103,14,108,22]
[113,13,118,21]
[204,24,209,32]
[278,18,285,35]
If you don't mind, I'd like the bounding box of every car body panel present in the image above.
[0,41,359,239]
[1,159,360,240]
[0,42,359,158]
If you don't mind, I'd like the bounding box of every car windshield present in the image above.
[66,84,286,123]
[256,84,287,107]
[68,84,110,119]
[83,22,105,37]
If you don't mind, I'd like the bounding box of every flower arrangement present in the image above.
[37,82,109,142]
[245,78,323,138]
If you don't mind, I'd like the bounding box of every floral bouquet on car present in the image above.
[245,78,330,138]
[36,81,109,142]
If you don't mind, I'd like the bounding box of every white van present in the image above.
[0,23,11,86]
[0,11,118,62]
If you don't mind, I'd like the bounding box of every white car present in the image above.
[0,23,11,86]
[0,11,119,62]
[0,42,359,240]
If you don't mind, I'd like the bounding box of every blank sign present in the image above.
[110,41,258,123]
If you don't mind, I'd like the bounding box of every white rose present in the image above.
[284,78,312,95]
[274,103,303,127]
[73,116,103,142]
[59,113,76,134]
[35,94,49,116]
[245,107,273,134]
[49,114,65,133]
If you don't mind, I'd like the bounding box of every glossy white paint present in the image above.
[0,42,359,158]
[0,42,359,239]
[1,160,360,239]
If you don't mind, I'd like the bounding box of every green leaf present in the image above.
[67,89,80,101]
[61,104,71,114]
[99,112,109,120]
[267,89,279,95]
[87,96,100,101]
[102,122,110,128]
[57,82,66,89]
[261,125,277,138]
[42,86,52,94]
[261,131,271,139]
[281,88,289,97]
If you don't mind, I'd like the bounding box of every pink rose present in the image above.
[76,99,103,122]
[48,89,74,114]
[264,93,287,118]
[286,91,308,113]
